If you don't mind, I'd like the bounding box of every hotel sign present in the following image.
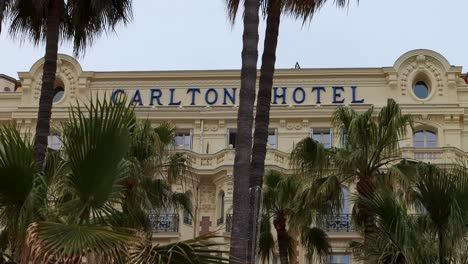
[111,86,365,106]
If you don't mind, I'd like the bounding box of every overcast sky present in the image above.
[1,0,468,78]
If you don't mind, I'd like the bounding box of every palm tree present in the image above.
[225,0,261,263]
[224,0,355,260]
[352,162,468,264]
[291,99,413,242]
[0,97,228,263]
[0,0,133,170]
[122,120,191,231]
[259,171,330,264]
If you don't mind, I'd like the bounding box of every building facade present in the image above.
[2,49,468,263]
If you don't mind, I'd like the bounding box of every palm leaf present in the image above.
[300,226,330,263]
[57,97,135,224]
[130,234,229,264]
[22,221,135,263]
[258,213,275,263]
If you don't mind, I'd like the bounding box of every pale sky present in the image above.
[1,0,468,78]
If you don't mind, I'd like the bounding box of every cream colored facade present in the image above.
[3,49,468,263]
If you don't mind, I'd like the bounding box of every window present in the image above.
[227,128,237,148]
[268,129,278,149]
[47,134,61,150]
[413,81,429,99]
[174,130,192,150]
[413,130,437,148]
[327,254,351,264]
[183,191,193,225]
[53,79,65,103]
[217,191,225,225]
[3,87,10,92]
[340,186,350,215]
[311,128,332,148]
[53,86,65,103]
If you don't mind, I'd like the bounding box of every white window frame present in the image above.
[413,129,437,148]
[310,128,333,149]
[267,128,278,149]
[174,129,192,150]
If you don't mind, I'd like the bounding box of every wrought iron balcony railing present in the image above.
[225,214,233,233]
[150,213,179,233]
[318,214,354,232]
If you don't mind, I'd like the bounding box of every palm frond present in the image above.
[300,226,330,262]
[66,0,133,54]
[224,0,241,24]
[154,121,176,150]
[290,137,330,178]
[258,213,275,263]
[58,97,135,224]
[130,234,229,264]
[22,221,134,263]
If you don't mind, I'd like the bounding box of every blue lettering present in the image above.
[273,87,287,105]
[149,88,162,106]
[205,88,218,105]
[131,90,143,106]
[292,87,306,104]
[332,86,345,104]
[187,88,201,105]
[223,88,237,105]
[169,88,181,106]
[111,89,125,103]
[312,87,325,104]
[351,86,364,103]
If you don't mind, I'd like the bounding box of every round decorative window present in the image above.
[53,86,65,103]
[413,81,429,99]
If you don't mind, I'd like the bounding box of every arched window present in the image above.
[183,191,193,225]
[217,190,225,225]
[413,81,430,99]
[53,79,65,103]
[413,130,437,148]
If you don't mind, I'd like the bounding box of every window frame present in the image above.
[310,128,333,149]
[413,129,437,148]
[267,128,278,149]
[174,129,193,150]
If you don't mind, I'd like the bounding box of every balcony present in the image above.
[174,149,291,173]
[401,147,466,164]
[318,214,354,232]
[150,213,179,233]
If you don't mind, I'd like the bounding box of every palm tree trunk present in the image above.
[229,0,260,262]
[248,0,281,261]
[438,229,446,264]
[274,214,289,264]
[356,176,376,240]
[33,0,62,171]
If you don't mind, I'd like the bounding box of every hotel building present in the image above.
[1,49,468,264]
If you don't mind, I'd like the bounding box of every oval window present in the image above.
[413,81,429,99]
[53,86,65,103]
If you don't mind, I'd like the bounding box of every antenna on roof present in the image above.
[295,62,301,69]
